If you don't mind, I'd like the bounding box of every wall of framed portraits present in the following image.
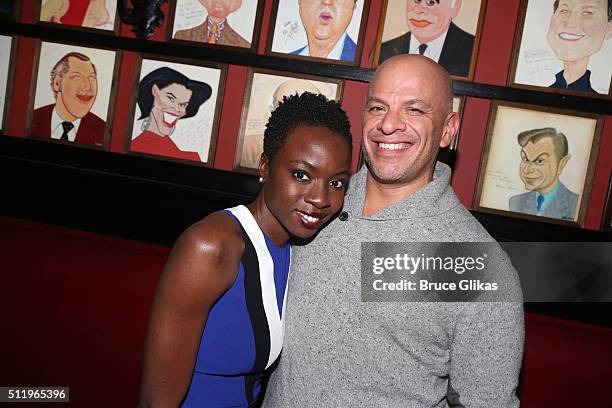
[1,0,611,235]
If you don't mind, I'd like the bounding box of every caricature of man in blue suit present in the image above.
[291,0,357,61]
[509,127,579,221]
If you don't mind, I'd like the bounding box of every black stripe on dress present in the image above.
[239,224,271,404]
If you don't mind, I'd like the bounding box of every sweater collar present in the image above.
[344,161,458,220]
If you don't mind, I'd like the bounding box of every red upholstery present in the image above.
[1,217,611,407]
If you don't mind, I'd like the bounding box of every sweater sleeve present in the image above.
[448,301,524,407]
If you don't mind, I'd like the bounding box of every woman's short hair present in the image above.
[263,92,353,163]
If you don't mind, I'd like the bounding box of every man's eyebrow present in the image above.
[524,152,550,161]
[165,92,177,98]
[365,96,386,105]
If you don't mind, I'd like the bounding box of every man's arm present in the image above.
[448,301,525,407]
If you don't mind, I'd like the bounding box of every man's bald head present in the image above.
[370,54,454,113]
[272,78,322,109]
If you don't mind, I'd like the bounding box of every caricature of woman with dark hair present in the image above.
[131,67,212,161]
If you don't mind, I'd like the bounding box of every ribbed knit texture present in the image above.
[264,162,524,407]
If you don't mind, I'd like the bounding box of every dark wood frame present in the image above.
[0,35,18,135]
[34,0,121,34]
[232,67,344,174]
[265,0,371,66]
[25,39,122,151]
[167,0,265,53]
[508,0,612,98]
[125,54,227,167]
[473,100,604,228]
[0,0,22,20]
[369,0,488,80]
[603,174,612,232]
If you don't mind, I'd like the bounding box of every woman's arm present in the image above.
[138,214,243,408]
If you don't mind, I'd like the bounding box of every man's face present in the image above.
[406,0,462,43]
[298,0,356,43]
[547,0,612,63]
[150,83,192,136]
[199,0,242,21]
[362,57,457,187]
[519,138,569,195]
[53,57,97,120]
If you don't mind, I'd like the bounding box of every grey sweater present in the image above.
[264,163,524,407]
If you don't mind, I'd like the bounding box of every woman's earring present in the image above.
[259,177,264,183]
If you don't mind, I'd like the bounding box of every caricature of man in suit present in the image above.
[31,52,105,146]
[174,0,250,47]
[378,0,474,77]
[509,127,579,221]
[547,0,612,93]
[291,0,358,61]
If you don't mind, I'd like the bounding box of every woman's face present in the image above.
[149,83,192,136]
[262,124,352,240]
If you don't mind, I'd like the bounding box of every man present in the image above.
[378,0,474,77]
[31,52,105,147]
[240,78,321,168]
[265,55,524,407]
[174,0,250,48]
[291,0,358,61]
[547,0,611,93]
[509,128,578,221]
[40,0,110,28]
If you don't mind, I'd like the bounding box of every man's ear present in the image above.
[558,154,571,174]
[605,20,612,40]
[152,84,160,97]
[230,0,243,14]
[439,112,459,149]
[451,0,463,18]
[52,75,62,94]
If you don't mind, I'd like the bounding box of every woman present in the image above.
[131,67,212,162]
[139,92,353,407]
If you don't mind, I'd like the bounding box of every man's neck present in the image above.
[562,58,588,85]
[362,171,433,216]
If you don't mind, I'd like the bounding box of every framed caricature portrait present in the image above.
[127,56,226,165]
[371,0,486,78]
[509,0,611,96]
[37,0,120,32]
[266,0,369,65]
[0,35,17,134]
[169,0,264,51]
[603,174,612,232]
[234,69,343,173]
[474,102,603,227]
[26,41,120,149]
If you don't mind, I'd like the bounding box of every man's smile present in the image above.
[409,19,433,28]
[76,94,94,103]
[558,32,585,41]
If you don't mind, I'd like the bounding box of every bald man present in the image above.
[264,55,523,407]
[240,78,321,169]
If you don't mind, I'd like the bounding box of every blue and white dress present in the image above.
[181,205,291,407]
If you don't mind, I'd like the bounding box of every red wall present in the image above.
[4,0,611,229]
